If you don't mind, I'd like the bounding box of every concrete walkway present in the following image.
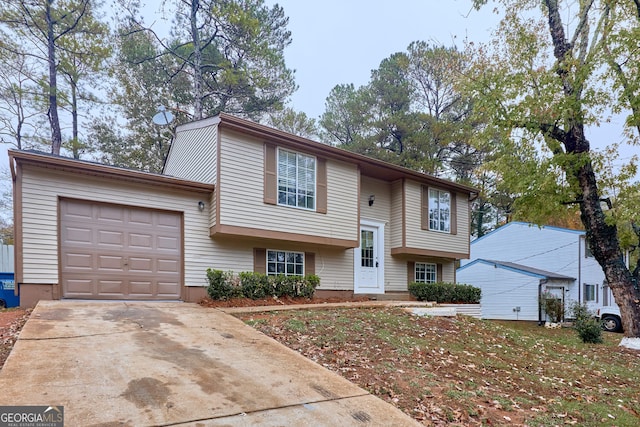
[0,301,419,426]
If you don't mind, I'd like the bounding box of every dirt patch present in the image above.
[0,308,31,370]
[235,307,640,427]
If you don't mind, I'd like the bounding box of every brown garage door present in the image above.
[60,199,182,300]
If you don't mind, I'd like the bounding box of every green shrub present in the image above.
[239,272,271,299]
[569,301,603,344]
[408,282,481,303]
[206,269,319,300]
[206,269,241,300]
[540,291,564,323]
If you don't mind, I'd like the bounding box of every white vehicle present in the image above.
[597,305,622,332]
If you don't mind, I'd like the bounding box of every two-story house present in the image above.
[10,113,475,307]
[457,222,611,322]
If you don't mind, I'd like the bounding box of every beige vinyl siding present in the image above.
[251,241,354,290]
[20,166,218,287]
[359,177,408,292]
[218,130,358,241]
[404,180,469,253]
[164,124,218,184]
[390,180,403,248]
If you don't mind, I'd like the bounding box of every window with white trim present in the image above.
[429,189,450,232]
[415,262,437,283]
[277,148,316,210]
[267,250,305,276]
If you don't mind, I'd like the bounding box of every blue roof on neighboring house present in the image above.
[458,259,576,281]
[471,221,585,245]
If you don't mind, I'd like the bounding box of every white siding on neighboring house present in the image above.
[458,260,543,321]
[164,118,218,184]
[218,130,359,241]
[404,180,469,255]
[20,166,217,288]
[0,245,14,272]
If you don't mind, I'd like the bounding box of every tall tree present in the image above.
[117,0,295,121]
[468,0,640,341]
[57,0,111,159]
[0,47,44,149]
[0,0,93,155]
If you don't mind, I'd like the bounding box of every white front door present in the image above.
[354,221,384,294]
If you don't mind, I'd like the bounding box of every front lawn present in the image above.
[236,307,640,426]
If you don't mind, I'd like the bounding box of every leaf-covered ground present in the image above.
[235,307,640,426]
[0,308,30,370]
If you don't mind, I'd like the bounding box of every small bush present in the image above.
[239,272,271,299]
[206,269,319,300]
[540,291,564,323]
[408,282,481,303]
[569,301,603,344]
[206,269,241,300]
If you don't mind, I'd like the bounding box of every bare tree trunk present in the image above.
[46,0,62,155]
[190,0,203,120]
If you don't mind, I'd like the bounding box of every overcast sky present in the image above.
[265,0,499,119]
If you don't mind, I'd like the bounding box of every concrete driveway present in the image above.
[0,301,419,426]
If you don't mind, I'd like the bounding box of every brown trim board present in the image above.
[9,150,215,194]
[391,246,468,260]
[211,224,358,249]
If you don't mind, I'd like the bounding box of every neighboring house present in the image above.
[10,113,476,307]
[457,222,612,322]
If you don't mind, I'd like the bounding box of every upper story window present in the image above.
[277,149,316,210]
[415,262,437,283]
[267,250,304,276]
[429,189,451,233]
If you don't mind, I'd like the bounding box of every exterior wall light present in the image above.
[198,201,205,211]
[368,195,375,206]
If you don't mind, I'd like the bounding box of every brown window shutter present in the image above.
[450,192,457,235]
[264,143,277,205]
[421,186,429,230]
[305,252,316,275]
[407,261,415,285]
[437,264,443,282]
[254,248,266,273]
[316,158,327,214]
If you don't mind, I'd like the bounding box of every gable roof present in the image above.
[458,258,576,280]
[9,150,215,193]
[472,221,585,245]
[173,113,478,196]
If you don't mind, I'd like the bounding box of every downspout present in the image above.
[538,279,548,325]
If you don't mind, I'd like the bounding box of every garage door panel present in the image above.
[128,257,153,272]
[61,200,182,300]
[63,200,94,220]
[157,282,181,297]
[98,230,124,247]
[157,236,179,251]
[98,255,125,271]
[64,227,93,245]
[129,233,153,248]
[66,278,95,295]
[97,280,126,295]
[64,253,94,270]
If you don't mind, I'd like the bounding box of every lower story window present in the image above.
[267,250,304,276]
[584,283,596,302]
[415,262,437,283]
